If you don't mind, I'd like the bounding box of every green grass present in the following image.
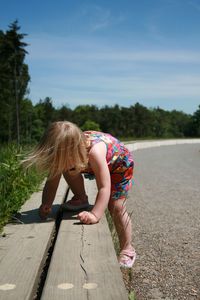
[105,209,120,255]
[0,144,44,231]
[105,209,137,299]
[128,291,136,300]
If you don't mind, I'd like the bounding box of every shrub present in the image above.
[0,144,44,231]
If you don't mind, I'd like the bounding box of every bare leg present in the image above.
[108,197,133,251]
[63,172,88,202]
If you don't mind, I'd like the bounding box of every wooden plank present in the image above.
[0,176,68,300]
[41,179,128,300]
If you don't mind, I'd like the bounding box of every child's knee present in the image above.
[108,199,126,215]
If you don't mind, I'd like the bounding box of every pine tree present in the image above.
[0,20,30,144]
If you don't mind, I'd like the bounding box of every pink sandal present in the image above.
[62,195,90,211]
[118,248,136,268]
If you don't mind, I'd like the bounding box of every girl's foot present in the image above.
[62,195,89,211]
[118,248,136,268]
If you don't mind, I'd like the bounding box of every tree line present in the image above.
[0,21,200,145]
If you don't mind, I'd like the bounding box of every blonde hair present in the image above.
[23,121,88,179]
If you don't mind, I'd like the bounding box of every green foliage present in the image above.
[35,97,56,128]
[0,20,30,144]
[106,210,136,299]
[128,291,136,300]
[73,105,100,127]
[0,21,199,144]
[81,120,101,131]
[105,209,120,255]
[0,144,44,231]
[1,99,198,143]
[190,105,200,136]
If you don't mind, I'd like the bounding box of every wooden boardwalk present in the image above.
[41,182,127,300]
[0,177,128,300]
[1,139,200,300]
[0,177,67,300]
[1,140,200,299]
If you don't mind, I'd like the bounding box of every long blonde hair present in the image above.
[23,121,88,178]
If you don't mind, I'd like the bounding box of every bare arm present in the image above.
[78,142,111,224]
[90,143,111,219]
[42,174,61,206]
[39,174,61,219]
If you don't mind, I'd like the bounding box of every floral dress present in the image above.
[82,131,134,200]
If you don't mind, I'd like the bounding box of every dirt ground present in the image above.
[124,144,200,300]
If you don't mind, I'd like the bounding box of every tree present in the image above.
[35,97,56,128]
[0,29,12,141]
[20,98,34,143]
[169,110,191,137]
[72,105,100,127]
[56,104,72,121]
[132,103,155,138]
[0,20,30,144]
[151,107,174,138]
[190,105,200,137]
[81,120,101,131]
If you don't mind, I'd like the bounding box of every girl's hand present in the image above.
[77,211,99,224]
[39,204,52,220]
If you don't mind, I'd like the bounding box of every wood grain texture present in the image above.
[0,176,67,300]
[41,178,128,300]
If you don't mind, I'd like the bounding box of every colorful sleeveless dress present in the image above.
[82,131,134,200]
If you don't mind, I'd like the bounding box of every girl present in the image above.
[25,121,136,268]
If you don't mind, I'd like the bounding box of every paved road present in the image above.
[128,144,200,300]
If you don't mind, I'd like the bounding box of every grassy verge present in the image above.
[105,209,136,299]
[0,144,44,232]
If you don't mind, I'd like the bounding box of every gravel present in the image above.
[124,144,200,300]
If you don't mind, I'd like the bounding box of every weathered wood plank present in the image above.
[41,179,128,300]
[0,176,67,300]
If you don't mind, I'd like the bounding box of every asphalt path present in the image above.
[128,144,200,300]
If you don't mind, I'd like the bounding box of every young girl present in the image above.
[25,121,136,268]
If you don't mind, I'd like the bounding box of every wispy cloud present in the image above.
[30,69,200,109]
[188,0,200,11]
[26,34,200,113]
[76,4,125,33]
[89,6,111,32]
[27,35,200,64]
[1,0,199,114]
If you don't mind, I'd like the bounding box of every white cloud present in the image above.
[27,35,200,64]
[188,0,200,11]
[26,34,200,113]
[90,6,111,32]
[30,72,200,105]
[78,4,125,33]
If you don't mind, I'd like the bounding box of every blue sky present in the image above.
[1,0,200,114]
